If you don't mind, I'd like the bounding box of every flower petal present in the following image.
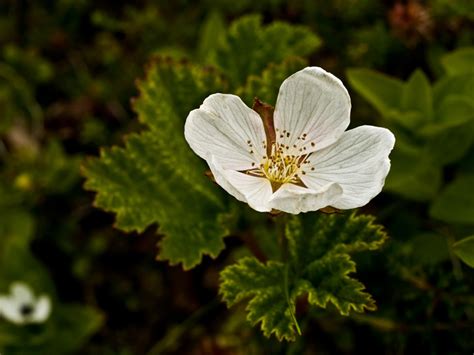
[0,296,23,324]
[269,182,343,214]
[185,93,267,170]
[300,126,395,209]
[11,282,34,305]
[208,157,273,212]
[32,296,52,323]
[274,67,351,155]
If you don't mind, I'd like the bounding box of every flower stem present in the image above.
[275,214,302,336]
[285,263,302,336]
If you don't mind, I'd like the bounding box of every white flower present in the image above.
[184,67,395,214]
[0,281,52,325]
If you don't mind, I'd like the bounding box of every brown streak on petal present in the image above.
[294,177,307,188]
[252,97,275,156]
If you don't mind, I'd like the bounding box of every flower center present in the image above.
[243,98,314,191]
[245,142,311,190]
[20,303,34,317]
[261,143,305,184]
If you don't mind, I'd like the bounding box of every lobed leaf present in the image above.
[220,258,294,340]
[220,212,386,341]
[83,59,233,269]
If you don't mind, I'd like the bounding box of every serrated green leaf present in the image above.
[220,212,386,341]
[441,47,474,75]
[134,58,227,130]
[452,236,474,268]
[300,253,373,314]
[286,212,387,270]
[236,57,308,106]
[346,68,404,116]
[429,175,474,225]
[216,15,320,87]
[220,258,294,340]
[401,69,433,122]
[83,59,233,269]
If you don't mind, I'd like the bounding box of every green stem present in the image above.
[276,214,302,336]
[285,263,302,336]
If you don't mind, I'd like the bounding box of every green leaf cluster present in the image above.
[83,58,233,269]
[347,47,474,206]
[213,14,321,88]
[220,212,387,341]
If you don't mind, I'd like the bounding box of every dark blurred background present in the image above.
[0,1,473,354]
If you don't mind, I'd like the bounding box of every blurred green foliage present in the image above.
[0,0,473,354]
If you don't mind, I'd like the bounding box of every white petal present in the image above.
[31,296,52,323]
[185,93,267,170]
[11,282,34,305]
[301,126,395,209]
[208,157,273,212]
[269,182,343,214]
[0,296,24,324]
[274,67,351,155]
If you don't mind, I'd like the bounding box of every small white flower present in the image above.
[185,67,395,214]
[0,281,52,325]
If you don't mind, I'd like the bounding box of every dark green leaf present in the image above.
[83,59,233,269]
[441,47,474,75]
[401,69,433,121]
[197,11,226,64]
[433,73,474,108]
[408,233,450,265]
[452,236,474,268]
[346,68,403,116]
[430,175,474,224]
[423,119,474,166]
[422,96,474,165]
[385,146,442,201]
